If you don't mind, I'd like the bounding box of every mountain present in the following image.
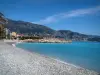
[54,30,89,40]
[5,19,100,42]
[54,30,100,41]
[5,19,55,36]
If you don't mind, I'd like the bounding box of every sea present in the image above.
[16,41,100,72]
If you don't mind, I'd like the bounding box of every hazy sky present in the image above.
[0,0,100,35]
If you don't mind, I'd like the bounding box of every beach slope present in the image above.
[0,41,99,75]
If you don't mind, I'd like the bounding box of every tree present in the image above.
[0,12,7,39]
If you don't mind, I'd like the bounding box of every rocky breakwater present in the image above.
[21,38,72,43]
[39,38,72,43]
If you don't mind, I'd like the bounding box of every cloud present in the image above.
[35,6,100,24]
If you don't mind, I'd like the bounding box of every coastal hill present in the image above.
[6,19,55,35]
[5,19,100,42]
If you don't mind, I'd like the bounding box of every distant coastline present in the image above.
[4,38,72,44]
[5,19,100,42]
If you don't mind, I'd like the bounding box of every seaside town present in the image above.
[2,29,72,43]
[0,12,72,43]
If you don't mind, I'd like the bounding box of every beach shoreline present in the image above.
[0,40,99,75]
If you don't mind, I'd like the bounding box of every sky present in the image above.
[0,0,100,35]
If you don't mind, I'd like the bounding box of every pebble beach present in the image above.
[0,40,99,75]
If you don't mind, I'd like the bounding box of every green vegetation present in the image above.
[0,12,8,39]
[0,24,5,39]
[19,36,43,40]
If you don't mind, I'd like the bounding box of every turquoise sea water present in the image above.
[16,42,100,72]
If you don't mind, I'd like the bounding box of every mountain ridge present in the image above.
[5,19,100,42]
